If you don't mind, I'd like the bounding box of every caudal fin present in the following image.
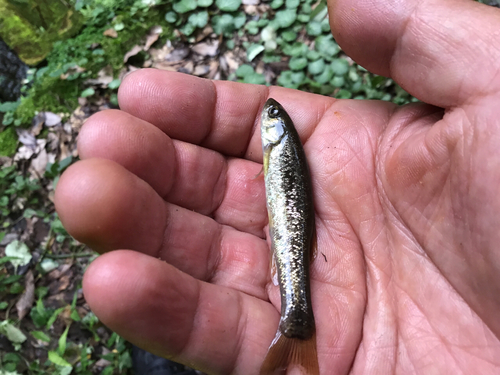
[260,331,319,375]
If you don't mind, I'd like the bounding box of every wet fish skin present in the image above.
[260,98,318,375]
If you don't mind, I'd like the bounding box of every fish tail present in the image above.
[260,331,319,375]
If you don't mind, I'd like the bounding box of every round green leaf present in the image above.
[349,67,360,81]
[261,25,276,42]
[283,42,308,57]
[275,9,296,28]
[277,71,298,89]
[236,64,254,78]
[173,0,197,13]
[257,19,269,27]
[233,11,246,28]
[216,0,241,12]
[308,58,325,75]
[331,76,345,87]
[297,14,310,23]
[290,71,305,84]
[80,88,95,98]
[321,17,331,32]
[180,22,196,36]
[336,89,352,99]
[315,35,340,57]
[226,39,235,49]
[244,73,266,85]
[247,44,265,61]
[285,0,300,8]
[265,40,277,51]
[188,11,209,28]
[198,0,214,6]
[5,240,31,268]
[306,50,321,61]
[306,21,322,36]
[301,3,312,13]
[245,20,259,35]
[314,66,333,84]
[289,56,308,70]
[270,0,284,9]
[165,12,177,23]
[330,59,349,75]
[108,79,121,90]
[212,14,235,34]
[281,30,297,42]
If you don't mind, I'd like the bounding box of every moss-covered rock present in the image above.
[0,0,83,65]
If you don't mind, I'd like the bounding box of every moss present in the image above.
[0,0,83,65]
[0,127,18,157]
[5,1,172,125]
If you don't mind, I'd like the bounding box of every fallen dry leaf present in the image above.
[41,112,62,127]
[103,28,118,38]
[85,65,114,86]
[30,148,48,176]
[193,64,210,76]
[192,40,220,57]
[195,25,215,43]
[16,270,35,320]
[16,129,37,149]
[165,45,190,62]
[123,45,143,63]
[144,26,162,51]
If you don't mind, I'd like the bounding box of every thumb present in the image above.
[329,0,500,108]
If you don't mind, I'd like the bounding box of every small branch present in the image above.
[45,252,95,259]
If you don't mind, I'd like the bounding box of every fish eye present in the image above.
[268,105,280,118]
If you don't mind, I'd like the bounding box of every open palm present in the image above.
[55,0,500,373]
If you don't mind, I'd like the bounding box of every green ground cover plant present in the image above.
[167,0,415,102]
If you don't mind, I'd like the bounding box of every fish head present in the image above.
[261,98,290,149]
[261,98,295,173]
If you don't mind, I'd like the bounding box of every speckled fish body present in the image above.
[260,98,319,375]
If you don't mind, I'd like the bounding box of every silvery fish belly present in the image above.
[260,98,319,375]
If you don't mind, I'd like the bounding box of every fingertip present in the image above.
[54,158,166,253]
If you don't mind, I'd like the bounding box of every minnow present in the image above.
[260,98,319,375]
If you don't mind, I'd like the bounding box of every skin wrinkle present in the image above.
[207,225,228,283]
[392,278,477,372]
[160,136,180,202]
[203,220,223,283]
[177,280,206,368]
[199,80,219,150]
[157,201,173,261]
[301,98,336,146]
[209,155,228,216]
[231,294,252,375]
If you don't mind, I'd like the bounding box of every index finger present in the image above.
[117,69,335,161]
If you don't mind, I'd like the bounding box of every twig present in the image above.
[45,252,95,259]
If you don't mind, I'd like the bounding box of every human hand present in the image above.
[55,0,500,373]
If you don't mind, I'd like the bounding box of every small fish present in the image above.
[260,98,319,375]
